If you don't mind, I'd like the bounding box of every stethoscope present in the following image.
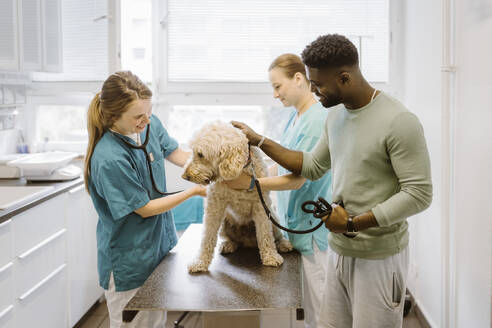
[111,123,182,196]
[250,158,356,238]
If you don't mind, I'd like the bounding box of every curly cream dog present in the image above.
[182,121,293,273]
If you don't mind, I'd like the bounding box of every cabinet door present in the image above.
[15,228,66,300]
[0,220,13,268]
[0,262,14,328]
[16,264,68,328]
[41,0,62,72]
[13,193,67,256]
[18,0,43,70]
[0,0,19,70]
[67,184,103,327]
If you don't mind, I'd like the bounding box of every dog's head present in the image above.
[182,121,249,184]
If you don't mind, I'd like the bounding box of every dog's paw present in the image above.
[262,253,284,267]
[219,240,238,254]
[276,238,294,253]
[187,259,210,273]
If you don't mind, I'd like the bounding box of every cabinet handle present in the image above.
[0,261,13,275]
[0,219,12,230]
[19,263,66,301]
[0,305,13,320]
[18,228,66,260]
[93,14,112,22]
[68,184,84,194]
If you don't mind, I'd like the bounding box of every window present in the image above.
[30,95,92,153]
[165,105,290,144]
[121,0,153,82]
[165,0,389,83]
[36,105,87,144]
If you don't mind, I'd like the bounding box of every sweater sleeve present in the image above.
[301,124,331,181]
[372,112,433,226]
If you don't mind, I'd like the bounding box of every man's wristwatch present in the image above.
[347,216,356,233]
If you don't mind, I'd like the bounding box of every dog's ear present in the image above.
[218,141,248,180]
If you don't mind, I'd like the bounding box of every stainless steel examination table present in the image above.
[123,223,303,327]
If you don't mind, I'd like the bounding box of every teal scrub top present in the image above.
[277,102,332,255]
[88,115,179,292]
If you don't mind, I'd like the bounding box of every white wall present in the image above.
[402,0,443,327]
[404,0,492,327]
[452,0,492,326]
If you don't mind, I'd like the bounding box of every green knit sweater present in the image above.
[301,92,432,259]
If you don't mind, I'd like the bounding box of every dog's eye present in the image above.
[197,152,203,158]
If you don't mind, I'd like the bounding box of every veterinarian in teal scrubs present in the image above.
[269,54,332,328]
[277,103,332,251]
[84,71,206,328]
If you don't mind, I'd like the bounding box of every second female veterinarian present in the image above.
[84,71,206,328]
[227,54,332,328]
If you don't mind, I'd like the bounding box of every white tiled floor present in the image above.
[75,300,423,328]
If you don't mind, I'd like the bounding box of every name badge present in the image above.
[149,152,154,162]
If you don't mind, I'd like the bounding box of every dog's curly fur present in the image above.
[183,121,293,273]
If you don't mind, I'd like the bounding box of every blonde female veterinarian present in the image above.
[228,54,332,328]
[84,71,206,328]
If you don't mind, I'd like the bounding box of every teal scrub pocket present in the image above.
[111,241,155,291]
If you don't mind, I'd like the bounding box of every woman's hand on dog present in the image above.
[192,185,207,197]
[231,121,262,145]
[223,172,252,190]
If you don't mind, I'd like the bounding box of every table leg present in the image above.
[122,310,139,323]
[174,311,190,328]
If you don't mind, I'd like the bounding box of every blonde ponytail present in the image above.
[84,92,105,192]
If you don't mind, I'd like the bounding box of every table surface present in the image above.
[125,223,302,312]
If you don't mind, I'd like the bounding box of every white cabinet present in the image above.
[15,228,67,301]
[0,0,19,70]
[41,0,62,72]
[16,264,68,328]
[0,0,62,72]
[0,261,15,328]
[12,193,69,328]
[67,184,102,327]
[0,184,102,327]
[0,219,13,270]
[13,192,67,256]
[0,218,14,328]
[18,0,43,71]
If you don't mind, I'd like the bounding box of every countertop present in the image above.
[0,176,84,223]
[124,223,302,313]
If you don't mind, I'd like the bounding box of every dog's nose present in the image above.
[204,179,210,184]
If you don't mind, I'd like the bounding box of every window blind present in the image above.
[167,0,389,82]
[33,0,108,81]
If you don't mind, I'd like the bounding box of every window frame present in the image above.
[154,0,405,103]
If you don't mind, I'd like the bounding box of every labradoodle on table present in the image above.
[182,121,293,273]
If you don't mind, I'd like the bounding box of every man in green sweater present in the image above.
[232,34,432,327]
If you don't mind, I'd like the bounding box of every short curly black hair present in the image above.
[301,34,359,69]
